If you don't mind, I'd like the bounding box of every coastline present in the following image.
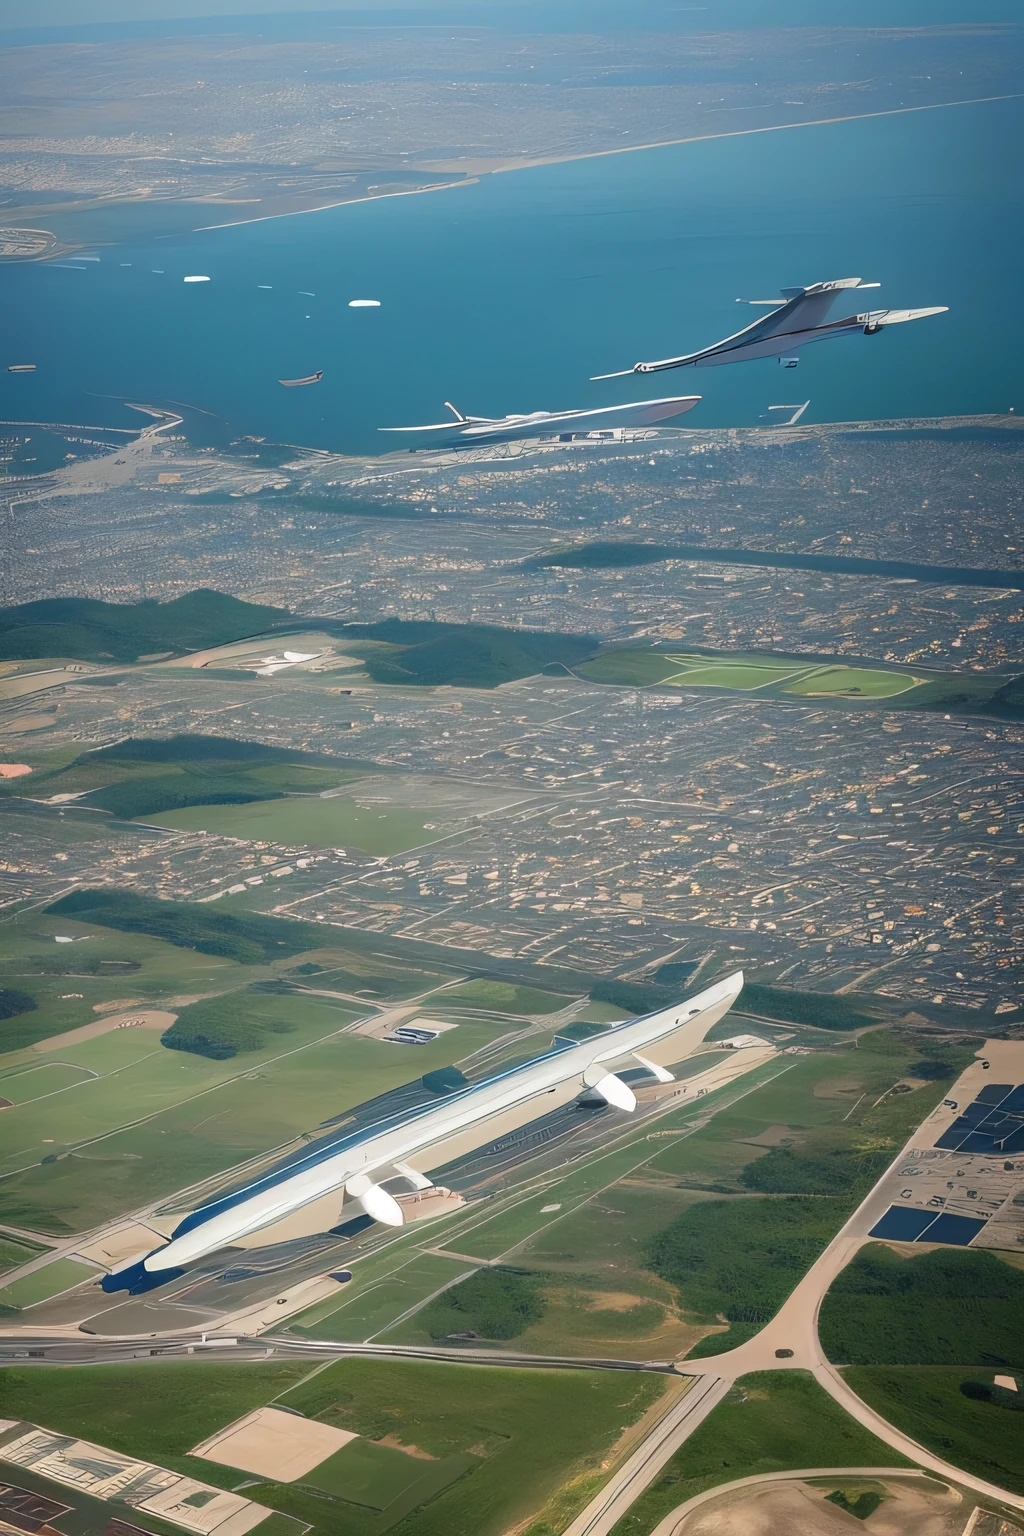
[190,175,479,233]
[187,90,1021,236]
[9,88,1017,252]
[489,90,1024,175]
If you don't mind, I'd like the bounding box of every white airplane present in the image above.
[592,278,948,377]
[379,394,701,450]
[102,971,744,1294]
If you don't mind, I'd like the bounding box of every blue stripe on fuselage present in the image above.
[170,1035,579,1240]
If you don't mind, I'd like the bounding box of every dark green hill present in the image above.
[0,590,291,662]
[85,735,330,765]
[47,890,320,964]
[3,733,368,820]
[162,995,294,1059]
[590,976,876,1031]
[819,1247,1024,1367]
[523,539,1024,589]
[0,989,36,1022]
[0,589,600,688]
[737,983,876,1032]
[340,620,597,688]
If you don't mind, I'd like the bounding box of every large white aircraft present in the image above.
[379,394,701,450]
[592,278,948,376]
[103,971,744,1294]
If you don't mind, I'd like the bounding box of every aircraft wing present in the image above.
[378,421,483,434]
[864,306,949,327]
[457,396,702,438]
[379,397,701,447]
[592,278,866,378]
[102,971,745,1292]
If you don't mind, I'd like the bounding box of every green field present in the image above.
[0,734,368,821]
[574,650,680,686]
[783,665,922,698]
[303,1437,475,1526]
[0,1062,97,1103]
[819,1246,1024,1367]
[664,659,810,690]
[147,795,438,853]
[577,648,924,703]
[0,1235,44,1278]
[440,980,575,1015]
[609,1372,909,1536]
[0,1257,97,1310]
[0,1360,312,1482]
[304,1438,445,1504]
[0,968,507,1234]
[295,1253,474,1343]
[0,908,259,1053]
[0,1352,668,1536]
[266,1355,666,1536]
[843,1367,1024,1496]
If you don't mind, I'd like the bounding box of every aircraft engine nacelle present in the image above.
[345,1174,405,1226]
[579,1064,637,1112]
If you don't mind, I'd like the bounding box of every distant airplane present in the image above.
[379,395,701,450]
[591,278,948,377]
[101,971,744,1293]
[762,401,810,424]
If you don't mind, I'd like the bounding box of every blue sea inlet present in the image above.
[2,94,1021,456]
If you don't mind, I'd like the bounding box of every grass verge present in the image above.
[609,1371,910,1536]
[842,1366,1024,1496]
[265,1355,666,1536]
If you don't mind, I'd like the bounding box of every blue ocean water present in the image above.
[2,94,1021,456]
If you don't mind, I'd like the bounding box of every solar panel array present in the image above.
[934,1082,1024,1155]
[867,1081,1024,1248]
[868,1206,987,1245]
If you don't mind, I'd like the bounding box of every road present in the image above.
[646,1467,968,1536]
[561,1375,733,1536]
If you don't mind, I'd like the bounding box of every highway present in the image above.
[0,1333,672,1374]
[561,1375,733,1536]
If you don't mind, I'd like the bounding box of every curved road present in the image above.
[647,1467,966,1536]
